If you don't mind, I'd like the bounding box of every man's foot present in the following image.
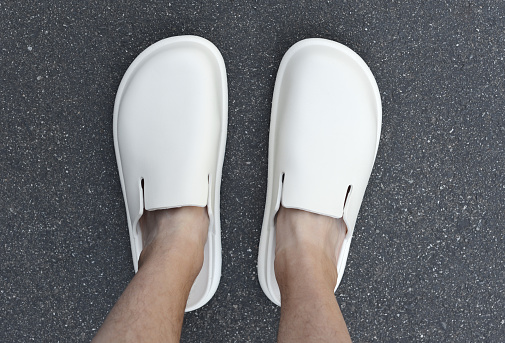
[138,206,209,274]
[274,206,347,291]
[274,206,352,342]
[93,206,209,343]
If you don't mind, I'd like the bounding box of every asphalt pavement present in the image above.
[1,1,504,342]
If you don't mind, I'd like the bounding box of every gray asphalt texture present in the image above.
[1,1,504,342]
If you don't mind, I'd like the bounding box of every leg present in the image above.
[275,206,352,343]
[93,206,208,343]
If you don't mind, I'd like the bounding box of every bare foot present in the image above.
[274,206,347,290]
[274,206,351,342]
[138,206,209,272]
[93,206,210,343]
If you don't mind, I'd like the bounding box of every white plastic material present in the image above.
[113,36,227,311]
[258,38,382,306]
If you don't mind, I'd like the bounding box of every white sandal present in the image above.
[113,36,227,311]
[258,38,382,305]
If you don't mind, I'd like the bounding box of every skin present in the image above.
[93,205,351,342]
[92,207,208,343]
[275,206,351,343]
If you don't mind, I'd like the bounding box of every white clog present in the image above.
[113,36,227,311]
[258,38,381,305]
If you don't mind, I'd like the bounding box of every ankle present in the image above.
[275,207,344,267]
[275,245,338,292]
[274,206,347,293]
[138,207,208,271]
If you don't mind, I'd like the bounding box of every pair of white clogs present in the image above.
[113,36,381,311]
